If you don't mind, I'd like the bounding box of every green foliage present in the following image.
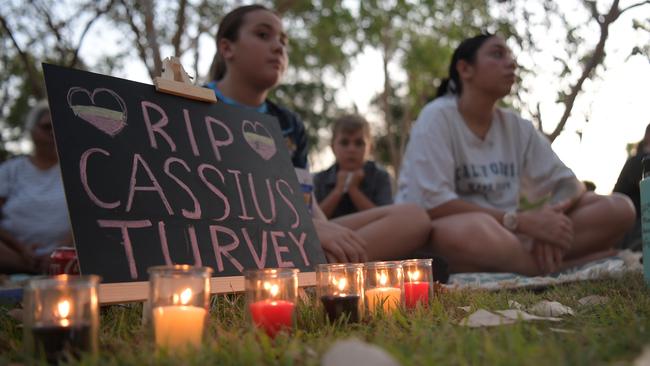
[2,274,650,364]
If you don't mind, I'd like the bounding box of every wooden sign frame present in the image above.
[99,272,316,304]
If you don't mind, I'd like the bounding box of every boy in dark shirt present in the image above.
[314,115,393,219]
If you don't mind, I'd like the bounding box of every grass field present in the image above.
[1,273,649,365]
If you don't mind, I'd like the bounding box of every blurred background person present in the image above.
[314,114,393,219]
[613,123,650,251]
[0,100,72,273]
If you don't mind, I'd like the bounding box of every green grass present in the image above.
[2,273,650,365]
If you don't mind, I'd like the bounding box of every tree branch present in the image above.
[0,13,44,97]
[142,0,163,78]
[171,0,187,57]
[118,0,152,77]
[534,102,545,135]
[34,1,68,59]
[70,0,117,68]
[548,0,621,142]
[620,0,650,14]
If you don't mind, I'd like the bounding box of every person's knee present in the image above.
[598,192,636,231]
[607,193,636,230]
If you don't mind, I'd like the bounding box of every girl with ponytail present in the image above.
[396,34,635,275]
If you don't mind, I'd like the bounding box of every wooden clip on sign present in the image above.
[153,57,217,103]
[43,61,325,304]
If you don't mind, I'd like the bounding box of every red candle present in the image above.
[404,282,430,309]
[249,299,295,337]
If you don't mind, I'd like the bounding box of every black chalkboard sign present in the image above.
[42,64,326,284]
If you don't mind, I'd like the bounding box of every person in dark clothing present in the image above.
[314,114,393,219]
[613,123,650,251]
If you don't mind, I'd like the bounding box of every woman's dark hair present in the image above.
[210,4,273,81]
[435,33,495,98]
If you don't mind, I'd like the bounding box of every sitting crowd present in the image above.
[0,4,637,277]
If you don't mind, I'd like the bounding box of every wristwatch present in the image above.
[502,211,518,231]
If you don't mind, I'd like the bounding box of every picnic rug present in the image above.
[447,250,643,291]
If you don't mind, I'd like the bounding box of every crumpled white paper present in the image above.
[578,295,609,306]
[529,300,575,317]
[321,338,401,366]
[633,345,650,366]
[458,309,561,327]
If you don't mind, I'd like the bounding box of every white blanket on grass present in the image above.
[447,250,643,290]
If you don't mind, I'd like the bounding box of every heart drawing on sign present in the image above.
[66,87,128,137]
[242,120,276,160]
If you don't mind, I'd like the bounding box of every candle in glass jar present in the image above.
[404,269,430,309]
[320,277,360,322]
[153,288,206,350]
[31,299,92,363]
[249,282,295,337]
[366,271,401,314]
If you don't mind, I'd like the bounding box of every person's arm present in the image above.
[346,169,376,212]
[0,198,36,269]
[428,196,574,252]
[549,176,586,208]
[311,197,367,263]
[317,171,347,218]
[312,194,328,221]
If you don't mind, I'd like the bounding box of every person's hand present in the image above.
[313,219,368,263]
[531,240,564,274]
[335,170,351,193]
[348,169,365,189]
[519,200,574,250]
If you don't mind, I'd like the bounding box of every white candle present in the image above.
[366,271,401,314]
[153,288,206,350]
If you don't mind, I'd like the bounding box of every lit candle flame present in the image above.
[180,288,192,305]
[408,270,421,282]
[378,271,388,286]
[263,282,279,297]
[172,288,193,305]
[332,277,347,292]
[56,299,71,327]
[57,299,71,318]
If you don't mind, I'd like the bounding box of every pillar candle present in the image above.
[153,305,206,350]
[249,299,295,337]
[404,282,430,309]
[366,287,401,314]
[320,294,360,323]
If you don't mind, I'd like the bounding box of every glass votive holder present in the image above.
[364,261,403,315]
[401,259,434,309]
[148,265,212,351]
[316,263,364,323]
[23,275,100,364]
[244,268,298,338]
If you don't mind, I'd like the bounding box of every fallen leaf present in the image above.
[578,295,609,306]
[321,338,401,366]
[529,301,575,317]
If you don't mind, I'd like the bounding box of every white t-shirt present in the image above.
[395,95,576,211]
[0,156,71,255]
